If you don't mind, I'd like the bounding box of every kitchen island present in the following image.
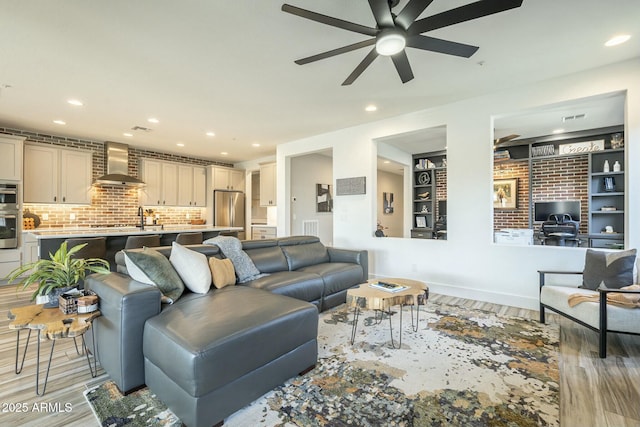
[23,225,243,270]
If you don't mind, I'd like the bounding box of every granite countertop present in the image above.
[24,225,244,239]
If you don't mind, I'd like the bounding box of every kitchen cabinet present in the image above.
[0,134,24,181]
[142,159,206,207]
[252,226,276,240]
[24,144,92,204]
[178,165,207,206]
[141,159,162,205]
[259,162,276,206]
[210,166,245,191]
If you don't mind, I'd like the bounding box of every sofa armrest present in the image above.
[328,247,368,282]
[538,270,582,290]
[85,272,162,393]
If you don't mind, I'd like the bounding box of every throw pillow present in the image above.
[582,248,637,290]
[124,247,185,304]
[209,257,236,289]
[169,242,212,294]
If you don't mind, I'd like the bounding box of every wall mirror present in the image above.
[375,125,447,240]
[492,92,625,249]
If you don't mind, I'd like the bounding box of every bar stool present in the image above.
[124,234,161,249]
[64,237,107,289]
[65,237,107,260]
[175,232,203,245]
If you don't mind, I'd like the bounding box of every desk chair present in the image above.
[541,214,579,246]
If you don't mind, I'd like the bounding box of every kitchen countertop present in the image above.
[24,225,244,239]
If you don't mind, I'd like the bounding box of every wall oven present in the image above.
[0,183,19,249]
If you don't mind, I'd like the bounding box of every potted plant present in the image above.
[5,241,110,307]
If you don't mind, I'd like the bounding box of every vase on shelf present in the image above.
[613,161,621,172]
[603,160,610,173]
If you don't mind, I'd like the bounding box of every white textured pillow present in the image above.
[169,242,212,294]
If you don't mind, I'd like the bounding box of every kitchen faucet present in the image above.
[137,206,144,230]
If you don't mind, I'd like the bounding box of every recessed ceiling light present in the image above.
[252,143,260,147]
[221,152,228,156]
[148,117,159,124]
[206,131,215,137]
[53,119,66,125]
[605,34,631,47]
[176,143,185,147]
[67,99,83,106]
[383,160,390,164]
[365,104,377,112]
[123,132,133,137]
[552,128,565,134]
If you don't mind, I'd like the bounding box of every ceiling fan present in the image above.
[282,0,524,86]
[494,133,521,146]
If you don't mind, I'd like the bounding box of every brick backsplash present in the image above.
[1,127,232,227]
[493,155,588,233]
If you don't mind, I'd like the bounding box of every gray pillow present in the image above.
[582,248,637,290]
[124,247,185,303]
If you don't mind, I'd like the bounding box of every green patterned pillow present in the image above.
[124,247,185,303]
[582,248,637,290]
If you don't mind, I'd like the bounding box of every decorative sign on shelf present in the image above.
[531,144,555,157]
[558,139,604,155]
[336,177,366,196]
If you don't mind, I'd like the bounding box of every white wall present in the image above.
[290,153,333,245]
[277,58,640,310]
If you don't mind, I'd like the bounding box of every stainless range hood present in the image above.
[94,141,145,187]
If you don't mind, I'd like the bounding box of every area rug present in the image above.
[85,301,560,426]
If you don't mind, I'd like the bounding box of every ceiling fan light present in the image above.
[376,29,406,56]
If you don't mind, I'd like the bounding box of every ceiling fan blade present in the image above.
[408,0,523,35]
[368,0,394,28]
[494,134,521,145]
[294,39,376,65]
[391,50,414,83]
[395,0,434,30]
[282,4,377,37]
[342,48,379,86]
[407,35,479,57]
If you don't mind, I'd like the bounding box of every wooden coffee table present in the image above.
[8,304,101,395]
[346,278,428,348]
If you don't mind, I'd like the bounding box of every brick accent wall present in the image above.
[1,127,233,227]
[493,160,530,230]
[493,155,589,234]
[435,169,447,217]
[532,155,588,234]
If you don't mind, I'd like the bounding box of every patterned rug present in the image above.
[85,301,559,426]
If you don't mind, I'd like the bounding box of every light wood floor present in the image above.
[1,284,639,427]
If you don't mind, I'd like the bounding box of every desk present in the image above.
[346,278,428,348]
[8,305,100,395]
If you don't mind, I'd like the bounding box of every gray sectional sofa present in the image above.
[85,236,367,427]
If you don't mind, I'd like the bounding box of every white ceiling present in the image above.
[0,1,638,163]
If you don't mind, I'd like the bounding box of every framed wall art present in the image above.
[494,178,518,209]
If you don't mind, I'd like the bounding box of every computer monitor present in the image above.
[534,200,581,222]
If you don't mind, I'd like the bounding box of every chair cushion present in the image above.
[243,271,325,302]
[582,248,637,290]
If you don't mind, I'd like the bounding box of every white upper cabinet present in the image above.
[192,166,207,206]
[141,159,162,206]
[24,144,92,204]
[0,135,24,181]
[259,162,276,206]
[142,159,207,207]
[211,166,245,191]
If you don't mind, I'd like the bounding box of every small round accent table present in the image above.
[8,304,101,395]
[346,278,429,348]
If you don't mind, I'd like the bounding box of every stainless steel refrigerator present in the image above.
[213,190,245,235]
